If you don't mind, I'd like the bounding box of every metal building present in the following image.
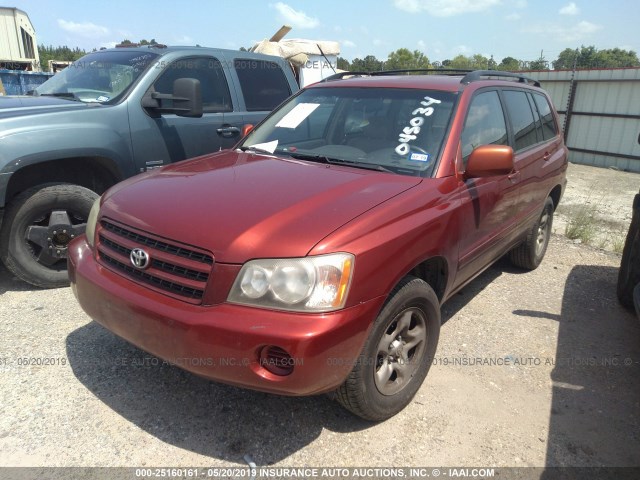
[527,68,640,173]
[0,6,40,71]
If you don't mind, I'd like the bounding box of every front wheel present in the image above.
[510,197,554,270]
[0,183,98,288]
[335,276,441,421]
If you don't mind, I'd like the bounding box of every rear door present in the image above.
[227,56,294,128]
[501,89,563,232]
[128,55,237,172]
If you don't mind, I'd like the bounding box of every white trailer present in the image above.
[250,26,340,87]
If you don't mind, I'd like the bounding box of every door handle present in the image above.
[508,171,521,182]
[216,126,241,138]
[543,151,551,161]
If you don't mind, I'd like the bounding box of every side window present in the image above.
[461,91,508,164]
[234,59,292,111]
[153,57,232,113]
[526,93,545,142]
[503,90,539,151]
[532,93,558,140]
[20,28,35,59]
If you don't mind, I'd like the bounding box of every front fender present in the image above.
[0,124,135,207]
[0,125,133,175]
[310,176,461,308]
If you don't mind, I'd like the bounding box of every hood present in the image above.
[101,151,421,263]
[0,95,94,119]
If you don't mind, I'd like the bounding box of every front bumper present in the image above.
[68,238,384,396]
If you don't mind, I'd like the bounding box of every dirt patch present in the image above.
[1,236,638,470]
[0,162,638,471]
[554,163,640,252]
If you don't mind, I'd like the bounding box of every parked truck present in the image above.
[0,45,299,287]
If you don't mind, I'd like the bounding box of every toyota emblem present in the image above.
[130,248,150,270]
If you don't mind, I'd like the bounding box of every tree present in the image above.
[37,45,86,71]
[384,48,430,71]
[472,54,490,69]
[596,48,640,67]
[554,45,640,69]
[116,39,161,47]
[527,59,550,70]
[337,56,350,71]
[350,55,383,72]
[553,46,593,69]
[498,56,521,71]
[447,54,490,70]
[447,55,470,69]
[527,51,550,70]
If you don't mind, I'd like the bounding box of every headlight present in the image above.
[228,253,354,312]
[85,197,101,248]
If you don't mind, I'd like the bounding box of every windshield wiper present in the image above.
[289,152,395,174]
[38,92,79,101]
[238,146,275,155]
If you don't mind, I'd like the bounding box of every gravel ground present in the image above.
[0,165,639,473]
[554,163,640,252]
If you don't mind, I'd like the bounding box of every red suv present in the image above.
[68,70,567,421]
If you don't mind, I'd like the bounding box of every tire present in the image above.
[510,197,554,270]
[617,193,640,310]
[335,276,441,421]
[0,183,98,288]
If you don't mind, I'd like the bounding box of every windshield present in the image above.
[34,50,160,103]
[239,87,456,177]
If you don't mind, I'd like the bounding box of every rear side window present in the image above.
[153,57,232,113]
[461,90,508,164]
[532,93,558,140]
[503,90,539,151]
[234,59,292,111]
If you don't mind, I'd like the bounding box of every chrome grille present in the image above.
[97,220,213,304]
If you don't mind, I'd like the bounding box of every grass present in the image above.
[611,230,627,254]
[563,203,628,253]
[564,205,598,245]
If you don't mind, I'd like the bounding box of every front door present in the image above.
[455,89,521,283]
[129,56,242,173]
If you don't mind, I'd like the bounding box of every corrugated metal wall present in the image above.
[0,8,39,67]
[527,68,640,173]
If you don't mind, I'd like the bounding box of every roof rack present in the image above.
[114,43,168,49]
[372,68,473,76]
[320,71,370,82]
[320,68,472,83]
[460,70,541,87]
[320,69,541,87]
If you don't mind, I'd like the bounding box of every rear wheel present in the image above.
[335,276,440,421]
[510,197,554,270]
[0,183,98,288]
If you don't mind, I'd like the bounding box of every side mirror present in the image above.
[171,78,202,117]
[465,145,514,178]
[141,78,203,118]
[242,124,254,137]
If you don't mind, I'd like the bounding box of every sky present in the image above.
[14,0,640,64]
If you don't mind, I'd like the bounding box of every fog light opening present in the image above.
[259,346,295,376]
